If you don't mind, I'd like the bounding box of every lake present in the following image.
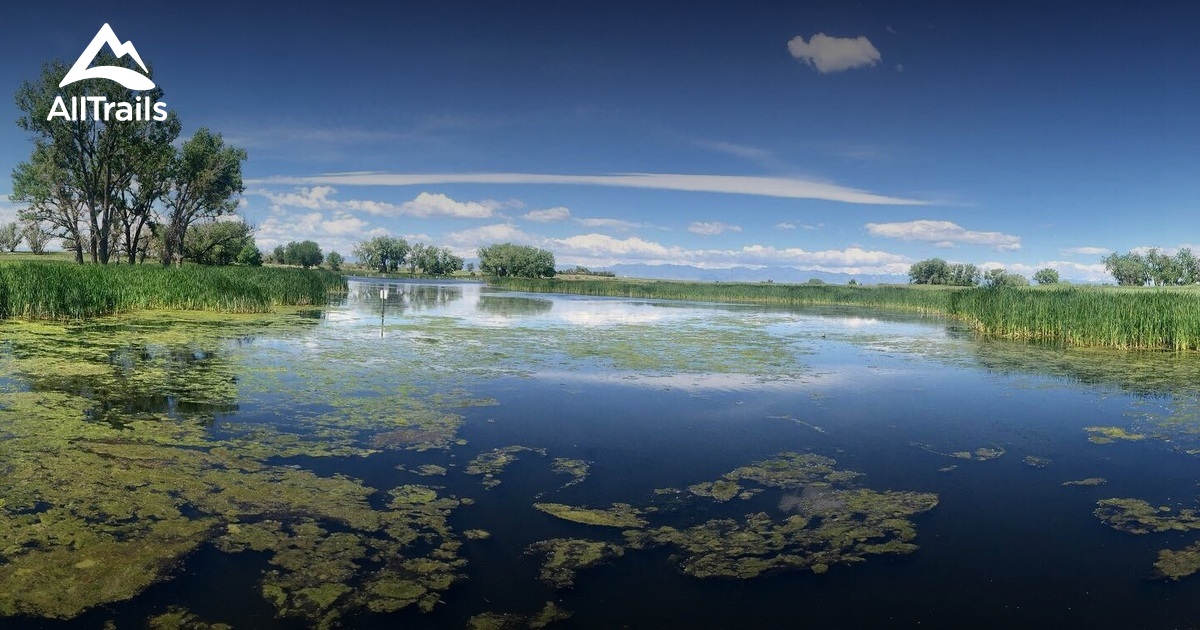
[4,279,1200,628]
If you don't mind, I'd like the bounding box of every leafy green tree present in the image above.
[353,236,409,272]
[237,242,262,266]
[1033,268,1060,285]
[21,221,48,254]
[908,258,952,285]
[283,240,323,269]
[14,55,179,264]
[984,268,1029,287]
[948,263,981,286]
[326,251,343,271]
[805,278,825,286]
[466,262,475,275]
[182,220,255,265]
[1176,248,1200,285]
[847,279,858,286]
[477,243,556,278]
[1103,252,1150,286]
[161,128,247,265]
[0,222,21,252]
[272,245,286,265]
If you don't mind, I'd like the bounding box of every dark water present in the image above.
[6,280,1200,628]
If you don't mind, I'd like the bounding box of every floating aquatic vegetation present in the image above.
[937,465,957,473]
[416,464,448,476]
[910,442,1005,461]
[1155,544,1200,580]
[1063,477,1107,487]
[1085,426,1146,444]
[465,446,547,489]
[467,601,572,630]
[551,457,590,488]
[688,479,744,502]
[1023,455,1052,468]
[525,538,625,589]
[1094,498,1200,534]
[463,529,492,540]
[624,452,938,579]
[533,503,648,528]
[146,607,233,630]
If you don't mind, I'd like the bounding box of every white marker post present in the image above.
[379,287,389,337]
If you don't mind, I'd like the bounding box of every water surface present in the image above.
[4,280,1200,628]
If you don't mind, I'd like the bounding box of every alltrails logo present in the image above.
[47,23,168,122]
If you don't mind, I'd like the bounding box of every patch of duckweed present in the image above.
[1156,544,1200,580]
[623,451,937,579]
[467,601,572,630]
[1085,426,1146,444]
[146,606,233,629]
[688,480,744,502]
[466,446,547,489]
[1023,456,1052,468]
[910,442,1006,461]
[525,539,625,589]
[0,315,472,623]
[533,503,648,528]
[1094,499,1200,534]
[463,529,492,540]
[551,458,590,488]
[1063,477,1107,487]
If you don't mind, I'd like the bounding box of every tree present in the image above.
[1103,252,1150,286]
[466,262,475,275]
[847,279,858,286]
[21,221,49,254]
[283,240,323,269]
[14,55,179,264]
[353,236,409,272]
[326,251,343,271]
[160,128,247,265]
[0,222,21,252]
[948,263,981,286]
[237,242,262,266]
[273,245,286,265]
[477,243,555,278]
[984,268,1029,287]
[1176,248,1200,285]
[908,258,952,285]
[182,220,256,265]
[1033,268,1060,285]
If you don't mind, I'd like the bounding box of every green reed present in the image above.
[489,278,1200,350]
[0,262,347,320]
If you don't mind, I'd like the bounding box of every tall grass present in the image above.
[0,262,347,320]
[489,278,1200,350]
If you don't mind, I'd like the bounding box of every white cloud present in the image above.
[442,223,539,256]
[865,220,1021,251]
[1130,244,1200,257]
[776,222,823,231]
[521,207,571,222]
[1060,246,1111,256]
[258,187,500,219]
[251,172,928,206]
[787,33,882,73]
[575,217,651,231]
[692,139,774,162]
[980,261,1111,283]
[546,233,909,275]
[255,209,384,256]
[688,221,741,235]
[776,222,796,230]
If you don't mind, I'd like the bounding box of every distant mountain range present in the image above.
[594,264,907,285]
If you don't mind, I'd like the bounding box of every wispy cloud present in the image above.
[865,220,1021,251]
[257,187,504,219]
[688,221,741,235]
[521,207,571,222]
[574,217,652,231]
[776,222,823,230]
[787,33,881,73]
[1060,246,1111,256]
[251,172,929,206]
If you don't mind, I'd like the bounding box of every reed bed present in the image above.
[489,278,1200,350]
[0,262,347,320]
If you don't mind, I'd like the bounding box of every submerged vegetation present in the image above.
[490,277,1200,350]
[0,261,345,319]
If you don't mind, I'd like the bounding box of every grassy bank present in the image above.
[0,262,346,320]
[488,277,1200,350]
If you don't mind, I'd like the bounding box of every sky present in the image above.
[1,1,1198,281]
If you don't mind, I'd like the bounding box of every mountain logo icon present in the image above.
[59,23,155,90]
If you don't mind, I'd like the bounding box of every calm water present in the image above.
[5,280,1200,628]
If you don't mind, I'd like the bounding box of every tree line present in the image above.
[908,258,1060,287]
[1103,249,1200,286]
[11,53,247,265]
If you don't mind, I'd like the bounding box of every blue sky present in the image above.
[1,1,1198,281]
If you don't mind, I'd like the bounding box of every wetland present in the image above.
[5,279,1200,628]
